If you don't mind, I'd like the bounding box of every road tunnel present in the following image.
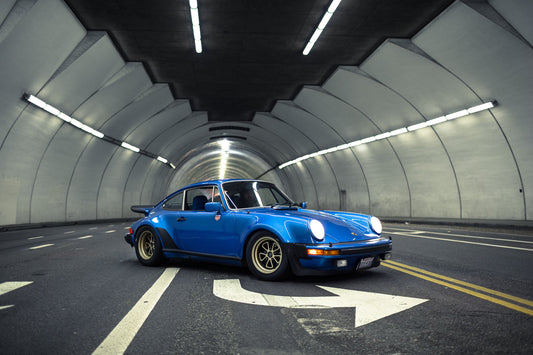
[0,0,532,228]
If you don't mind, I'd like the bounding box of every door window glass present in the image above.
[162,192,184,210]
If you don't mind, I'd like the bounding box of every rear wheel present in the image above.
[135,226,164,266]
[246,232,289,281]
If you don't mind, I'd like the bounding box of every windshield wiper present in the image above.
[270,202,297,209]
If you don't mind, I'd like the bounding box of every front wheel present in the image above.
[135,226,164,266]
[246,232,289,281]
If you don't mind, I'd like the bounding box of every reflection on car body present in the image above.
[125,179,391,280]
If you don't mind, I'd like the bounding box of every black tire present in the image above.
[135,226,164,266]
[246,231,289,281]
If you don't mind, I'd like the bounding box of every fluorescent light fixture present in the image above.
[302,0,343,55]
[57,112,72,123]
[219,151,229,180]
[27,94,46,109]
[279,101,495,169]
[425,116,447,126]
[190,7,200,26]
[25,93,175,167]
[374,132,391,141]
[121,142,140,153]
[302,42,314,56]
[407,121,430,131]
[218,140,231,179]
[468,102,494,114]
[189,0,202,53]
[445,110,468,120]
[389,127,408,136]
[318,12,333,30]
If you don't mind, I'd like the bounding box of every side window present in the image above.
[162,192,184,210]
[185,186,218,211]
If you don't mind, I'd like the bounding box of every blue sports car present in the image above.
[125,179,391,280]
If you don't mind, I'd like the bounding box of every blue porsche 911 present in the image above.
[125,179,391,280]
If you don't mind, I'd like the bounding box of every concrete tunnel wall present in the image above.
[0,0,532,227]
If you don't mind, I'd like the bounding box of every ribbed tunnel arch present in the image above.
[0,0,532,227]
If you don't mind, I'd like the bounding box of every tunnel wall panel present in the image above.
[101,84,174,142]
[0,0,85,225]
[325,149,370,214]
[66,143,116,221]
[413,1,530,219]
[30,126,92,223]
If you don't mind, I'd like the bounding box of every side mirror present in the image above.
[205,202,224,213]
[299,202,307,209]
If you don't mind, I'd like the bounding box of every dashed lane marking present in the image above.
[29,244,54,250]
[28,236,44,240]
[387,231,533,251]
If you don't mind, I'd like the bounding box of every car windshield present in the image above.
[222,181,293,209]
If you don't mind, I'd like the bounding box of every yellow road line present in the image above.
[382,260,533,316]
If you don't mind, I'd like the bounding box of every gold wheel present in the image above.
[251,236,282,274]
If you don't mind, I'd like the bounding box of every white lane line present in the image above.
[0,281,33,297]
[89,227,98,230]
[386,227,533,243]
[64,231,75,234]
[28,236,44,240]
[105,230,116,234]
[388,232,533,252]
[92,268,179,355]
[78,235,93,240]
[29,244,54,250]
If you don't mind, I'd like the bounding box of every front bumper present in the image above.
[286,237,392,276]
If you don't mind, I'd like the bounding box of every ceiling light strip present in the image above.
[219,139,230,179]
[24,94,174,168]
[278,101,495,169]
[303,0,342,55]
[189,0,202,53]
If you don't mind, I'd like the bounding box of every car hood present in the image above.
[245,207,378,243]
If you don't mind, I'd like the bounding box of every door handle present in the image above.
[177,217,186,222]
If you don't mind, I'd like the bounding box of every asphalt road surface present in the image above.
[1,221,532,354]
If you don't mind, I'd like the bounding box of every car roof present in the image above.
[178,178,265,191]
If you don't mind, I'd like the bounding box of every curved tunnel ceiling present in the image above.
[0,0,532,227]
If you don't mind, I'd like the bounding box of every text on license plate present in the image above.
[357,257,374,270]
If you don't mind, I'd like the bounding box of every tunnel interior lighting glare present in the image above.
[25,93,174,168]
[279,101,495,169]
[302,0,343,55]
[189,0,202,53]
[218,139,231,179]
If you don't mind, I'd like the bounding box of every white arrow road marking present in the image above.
[92,267,179,355]
[0,281,33,297]
[213,279,428,328]
[0,281,33,310]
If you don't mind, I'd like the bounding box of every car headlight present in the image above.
[370,216,382,234]
[309,219,325,241]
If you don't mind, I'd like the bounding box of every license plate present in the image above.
[357,257,374,270]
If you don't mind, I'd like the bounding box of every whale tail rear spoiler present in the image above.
[131,205,154,216]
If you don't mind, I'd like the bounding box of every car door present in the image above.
[174,186,237,257]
